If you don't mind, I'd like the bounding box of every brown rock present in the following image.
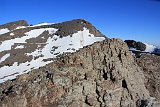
[0,20,28,30]
[0,39,151,107]
[135,54,160,100]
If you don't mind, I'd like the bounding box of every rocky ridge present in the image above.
[0,20,28,31]
[0,38,158,107]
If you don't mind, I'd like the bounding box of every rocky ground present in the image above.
[135,54,160,101]
[0,38,158,107]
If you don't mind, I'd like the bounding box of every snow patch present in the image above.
[16,26,26,29]
[10,33,14,35]
[0,58,52,83]
[15,45,24,49]
[0,53,10,63]
[0,28,10,35]
[0,28,58,52]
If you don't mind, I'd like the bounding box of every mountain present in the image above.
[0,20,28,34]
[125,40,160,56]
[0,19,106,83]
[0,19,160,107]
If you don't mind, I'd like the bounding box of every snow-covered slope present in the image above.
[0,20,105,83]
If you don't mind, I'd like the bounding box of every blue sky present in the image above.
[1,0,160,45]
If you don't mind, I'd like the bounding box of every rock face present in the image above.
[135,54,160,100]
[125,40,146,51]
[124,40,137,48]
[136,42,146,51]
[0,39,151,107]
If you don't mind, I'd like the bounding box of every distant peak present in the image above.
[1,20,28,26]
[0,20,28,30]
[53,19,106,38]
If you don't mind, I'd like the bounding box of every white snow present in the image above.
[15,45,24,49]
[16,26,26,29]
[27,27,105,59]
[0,58,52,83]
[10,32,14,35]
[129,47,139,51]
[0,53,10,63]
[144,43,156,53]
[0,27,105,83]
[0,28,10,35]
[0,28,58,52]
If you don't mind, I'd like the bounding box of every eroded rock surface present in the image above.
[0,39,151,107]
[136,54,160,101]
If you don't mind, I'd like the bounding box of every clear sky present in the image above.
[1,0,160,45]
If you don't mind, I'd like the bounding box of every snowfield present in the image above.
[0,27,105,83]
[0,28,58,52]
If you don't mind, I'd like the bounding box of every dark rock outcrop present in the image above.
[136,42,146,51]
[125,40,146,51]
[0,39,151,107]
[124,40,137,48]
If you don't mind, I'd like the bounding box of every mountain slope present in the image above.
[0,39,152,107]
[0,19,106,83]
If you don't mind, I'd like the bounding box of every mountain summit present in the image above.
[0,19,106,82]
